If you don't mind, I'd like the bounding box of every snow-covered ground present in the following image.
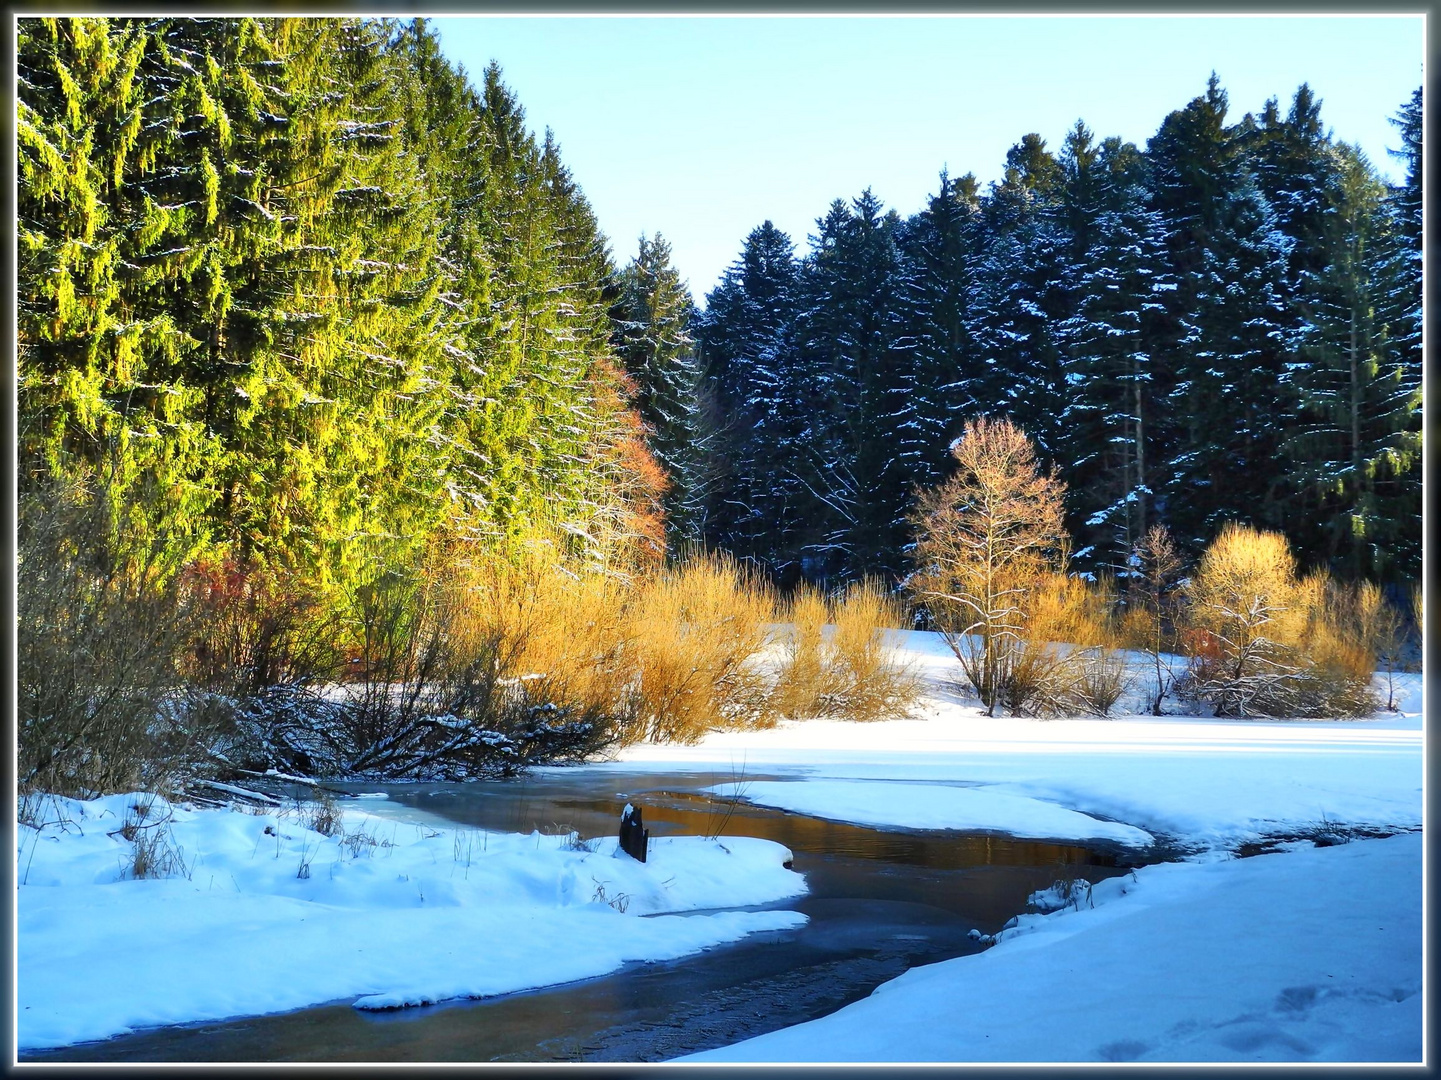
[613,632,1423,853]
[606,630,1424,1064]
[685,832,1423,1063]
[708,778,1156,848]
[14,629,1425,1062]
[16,794,803,1051]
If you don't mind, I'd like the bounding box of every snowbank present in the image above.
[16,631,1423,1062]
[685,831,1423,1063]
[710,779,1154,848]
[17,794,805,1051]
[593,630,1422,1064]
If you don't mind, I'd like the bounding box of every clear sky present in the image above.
[431,15,1424,304]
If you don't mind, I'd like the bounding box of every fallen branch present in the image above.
[190,779,283,805]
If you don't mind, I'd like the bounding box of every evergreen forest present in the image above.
[693,78,1422,589]
[19,16,668,591]
[15,16,1424,792]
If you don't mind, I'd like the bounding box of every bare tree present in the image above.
[908,417,1068,716]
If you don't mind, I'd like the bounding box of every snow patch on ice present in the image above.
[710,779,1154,848]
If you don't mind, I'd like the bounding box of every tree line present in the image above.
[19,16,670,599]
[20,21,1420,595]
[678,77,1421,590]
[15,16,699,793]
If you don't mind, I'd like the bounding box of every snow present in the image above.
[685,832,1421,1063]
[710,779,1155,848]
[609,630,1423,852]
[16,795,804,1051]
[607,628,1420,1063]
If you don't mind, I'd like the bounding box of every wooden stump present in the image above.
[618,803,649,863]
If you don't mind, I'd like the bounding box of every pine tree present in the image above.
[695,220,800,570]
[670,74,1420,586]
[976,136,1074,464]
[1284,144,1421,581]
[20,17,459,583]
[1058,136,1173,577]
[790,190,912,581]
[19,17,666,589]
[1147,74,1298,554]
[19,17,220,561]
[896,170,986,492]
[612,233,703,547]
[1239,85,1339,292]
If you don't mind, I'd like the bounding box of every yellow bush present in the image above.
[626,553,778,743]
[1184,523,1307,677]
[339,540,928,750]
[1180,524,1378,718]
[453,541,636,732]
[828,579,921,723]
[771,580,920,723]
[998,574,1126,717]
[772,584,837,721]
[1025,573,1117,649]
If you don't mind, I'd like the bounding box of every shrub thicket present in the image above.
[627,553,778,742]
[1177,524,1380,718]
[773,581,921,723]
[827,581,922,722]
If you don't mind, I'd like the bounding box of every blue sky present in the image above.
[432,15,1424,303]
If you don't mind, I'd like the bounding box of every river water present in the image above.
[23,769,1157,1063]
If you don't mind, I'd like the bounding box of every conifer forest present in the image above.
[16,16,1423,790]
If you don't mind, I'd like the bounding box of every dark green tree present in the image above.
[695,220,801,568]
[790,190,912,581]
[612,233,703,546]
[897,170,986,491]
[1284,144,1421,581]
[1058,147,1173,576]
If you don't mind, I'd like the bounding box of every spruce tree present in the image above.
[1147,74,1297,554]
[1058,139,1173,577]
[976,136,1074,465]
[19,17,666,589]
[612,233,703,547]
[1284,144,1421,581]
[896,170,986,492]
[791,190,912,581]
[695,221,800,570]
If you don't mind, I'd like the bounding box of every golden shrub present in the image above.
[828,579,921,723]
[772,584,837,721]
[1179,524,1378,718]
[625,553,778,743]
